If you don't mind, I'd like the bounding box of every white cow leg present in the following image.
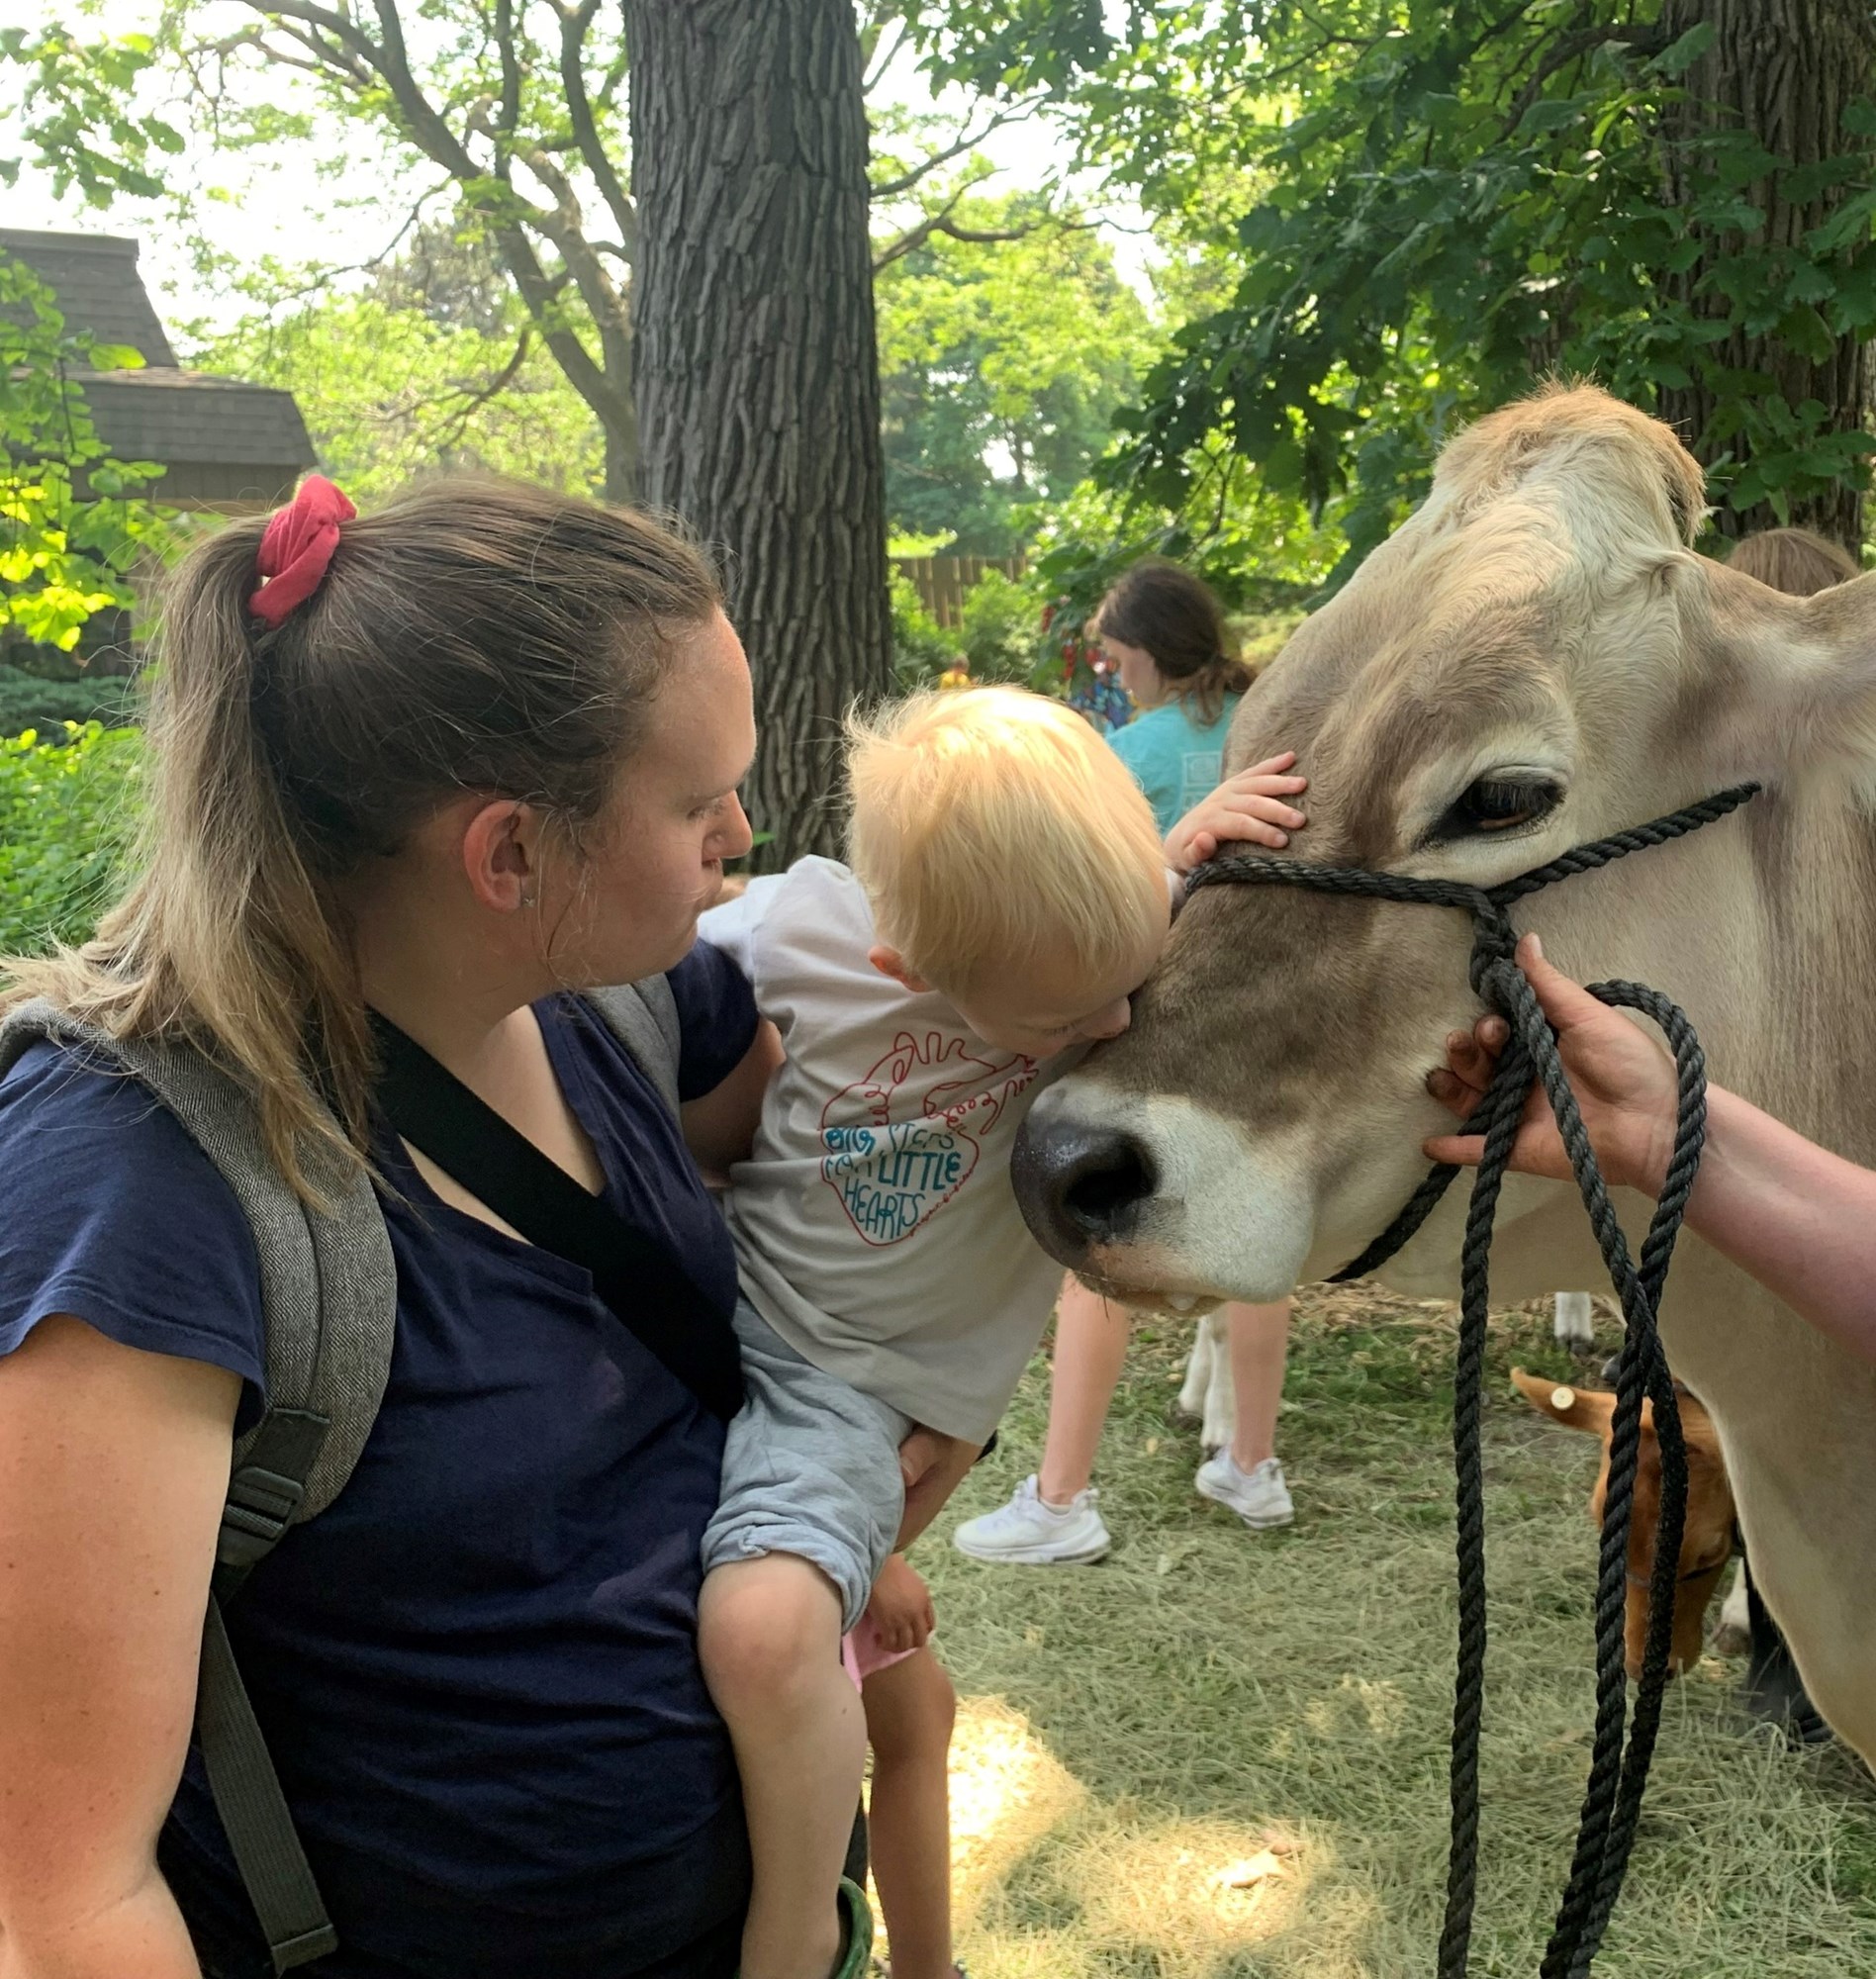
[1175,1312,1215,1419]
[1177,1311,1236,1452]
[1714,1558,1752,1656]
[1553,1290,1596,1355]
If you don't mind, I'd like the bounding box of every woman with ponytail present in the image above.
[0,478,856,1978]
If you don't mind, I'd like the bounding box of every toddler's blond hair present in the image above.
[846,687,1167,995]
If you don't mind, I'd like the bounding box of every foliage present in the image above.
[1023,457,1340,691]
[6,1,639,486]
[0,254,174,651]
[890,568,964,690]
[0,663,141,736]
[907,3,1876,572]
[193,233,605,507]
[0,722,141,957]
[956,566,1045,679]
[875,191,1155,552]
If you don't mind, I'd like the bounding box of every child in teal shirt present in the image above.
[1092,559,1257,833]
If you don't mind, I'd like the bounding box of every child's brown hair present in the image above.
[1095,560,1253,725]
[1726,526,1859,599]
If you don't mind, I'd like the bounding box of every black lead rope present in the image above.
[1186,781,1760,1978]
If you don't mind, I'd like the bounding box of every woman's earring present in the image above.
[520,888,537,908]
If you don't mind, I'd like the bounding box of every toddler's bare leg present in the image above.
[862,1648,957,1979]
[700,1554,866,1979]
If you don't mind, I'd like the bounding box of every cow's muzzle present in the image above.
[1011,1084,1158,1266]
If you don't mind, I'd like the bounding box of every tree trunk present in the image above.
[1656,0,1876,547]
[626,0,891,865]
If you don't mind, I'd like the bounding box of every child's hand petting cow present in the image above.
[1163,751,1309,872]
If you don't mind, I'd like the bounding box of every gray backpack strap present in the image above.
[587,974,684,1115]
[0,999,398,1974]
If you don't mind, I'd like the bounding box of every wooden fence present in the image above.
[891,553,1027,629]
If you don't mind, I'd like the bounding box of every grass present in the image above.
[894,1285,1876,1978]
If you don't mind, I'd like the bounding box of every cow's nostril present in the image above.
[1011,1092,1160,1265]
[1063,1142,1157,1232]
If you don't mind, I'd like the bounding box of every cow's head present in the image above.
[1510,1369,1735,1677]
[1013,385,1876,1303]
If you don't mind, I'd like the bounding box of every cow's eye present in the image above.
[1438,775,1563,839]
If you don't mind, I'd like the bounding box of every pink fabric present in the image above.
[840,1613,920,1692]
[247,474,356,626]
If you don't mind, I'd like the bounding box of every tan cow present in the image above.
[1012,385,1876,1763]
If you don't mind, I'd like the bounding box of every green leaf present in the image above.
[1653,23,1716,77]
[82,341,146,372]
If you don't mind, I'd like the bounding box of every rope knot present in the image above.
[1465,898,1519,996]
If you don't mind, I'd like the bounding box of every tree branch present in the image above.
[492,0,522,139]
[873,208,1048,272]
[429,323,532,450]
[863,17,909,96]
[554,0,635,258]
[868,93,1049,200]
[1500,20,1667,136]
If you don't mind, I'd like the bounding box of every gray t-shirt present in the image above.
[698,857,1066,1443]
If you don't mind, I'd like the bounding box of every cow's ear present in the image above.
[1510,1366,1614,1434]
[1700,563,1876,782]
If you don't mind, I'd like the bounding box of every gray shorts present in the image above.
[701,1298,913,1633]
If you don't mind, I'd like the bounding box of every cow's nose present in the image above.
[1012,1089,1159,1264]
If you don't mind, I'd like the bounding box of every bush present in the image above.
[890,569,963,691]
[0,723,142,958]
[957,569,1045,684]
[0,664,141,737]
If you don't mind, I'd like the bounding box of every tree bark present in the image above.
[1656,0,1876,547]
[626,0,892,865]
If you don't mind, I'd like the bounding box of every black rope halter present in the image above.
[1185,780,1760,1979]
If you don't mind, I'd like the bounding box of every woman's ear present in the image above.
[459,799,537,912]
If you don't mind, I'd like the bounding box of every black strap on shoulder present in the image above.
[199,1599,340,1971]
[368,1010,744,1422]
[198,1407,343,1974]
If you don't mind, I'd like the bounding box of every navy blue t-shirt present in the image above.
[0,950,759,1979]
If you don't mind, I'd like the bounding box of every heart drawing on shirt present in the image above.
[819,1029,1038,1247]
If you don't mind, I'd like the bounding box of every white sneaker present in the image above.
[952,1474,1112,1565]
[1195,1453,1293,1530]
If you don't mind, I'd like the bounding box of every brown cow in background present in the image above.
[1511,1366,1828,1740]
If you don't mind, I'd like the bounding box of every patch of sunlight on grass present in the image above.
[923,1696,1389,1977]
[947,1696,1086,1927]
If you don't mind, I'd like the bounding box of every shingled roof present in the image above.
[0,227,177,364]
[1,227,315,510]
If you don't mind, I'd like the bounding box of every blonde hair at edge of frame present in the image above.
[845,687,1168,999]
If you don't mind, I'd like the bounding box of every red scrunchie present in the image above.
[247,475,357,627]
